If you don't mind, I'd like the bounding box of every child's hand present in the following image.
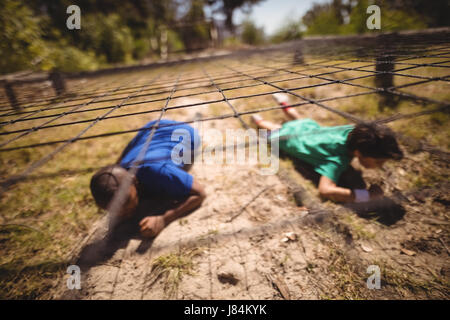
[368,184,384,200]
[139,216,166,238]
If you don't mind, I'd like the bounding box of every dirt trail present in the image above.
[53,98,449,300]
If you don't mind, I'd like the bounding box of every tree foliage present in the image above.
[302,0,446,36]
[207,0,266,33]
[1,0,445,74]
[270,19,303,44]
[240,19,265,45]
[0,0,46,73]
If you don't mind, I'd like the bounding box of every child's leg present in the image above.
[283,107,302,120]
[251,114,282,130]
[272,93,302,120]
[257,119,282,131]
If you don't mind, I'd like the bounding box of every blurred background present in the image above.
[1,0,449,75]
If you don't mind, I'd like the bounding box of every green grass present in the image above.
[340,214,376,241]
[147,247,204,299]
[324,247,367,300]
[378,260,449,299]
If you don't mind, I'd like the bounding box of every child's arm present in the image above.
[318,175,383,203]
[139,179,206,238]
[318,175,354,202]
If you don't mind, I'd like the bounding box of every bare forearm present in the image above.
[320,186,355,203]
[163,194,204,225]
[318,175,357,203]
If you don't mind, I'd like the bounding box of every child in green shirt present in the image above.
[252,93,404,203]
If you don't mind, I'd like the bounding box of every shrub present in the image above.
[78,14,134,64]
[271,19,303,43]
[241,19,265,45]
[42,45,100,73]
[0,0,45,74]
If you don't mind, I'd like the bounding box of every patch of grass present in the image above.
[393,109,450,151]
[404,156,449,189]
[339,93,382,121]
[340,214,376,240]
[207,228,218,236]
[197,228,218,242]
[0,259,66,300]
[0,160,101,299]
[325,247,367,300]
[147,247,204,298]
[379,262,449,299]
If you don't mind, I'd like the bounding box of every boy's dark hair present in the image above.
[90,165,136,210]
[346,123,403,160]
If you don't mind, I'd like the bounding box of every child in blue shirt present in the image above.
[90,120,206,238]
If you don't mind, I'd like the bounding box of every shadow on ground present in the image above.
[281,152,406,226]
[76,196,181,271]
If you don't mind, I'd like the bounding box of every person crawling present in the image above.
[89,119,206,239]
[252,93,404,203]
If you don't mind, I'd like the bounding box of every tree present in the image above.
[241,19,265,45]
[302,0,437,36]
[302,2,342,36]
[207,0,266,33]
[271,18,303,44]
[0,0,45,73]
[387,0,449,28]
[178,0,211,51]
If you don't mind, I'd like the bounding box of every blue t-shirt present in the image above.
[120,120,200,199]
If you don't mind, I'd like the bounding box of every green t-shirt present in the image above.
[270,119,354,183]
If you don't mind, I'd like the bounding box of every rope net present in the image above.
[0,30,449,195]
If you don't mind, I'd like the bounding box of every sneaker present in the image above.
[272,93,289,105]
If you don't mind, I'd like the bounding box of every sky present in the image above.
[233,0,330,35]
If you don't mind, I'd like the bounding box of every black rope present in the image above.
[3,89,447,153]
[3,52,446,130]
[0,59,342,118]
[0,75,141,148]
[5,46,447,118]
[0,72,163,194]
[202,66,250,130]
[1,35,449,193]
[0,64,290,115]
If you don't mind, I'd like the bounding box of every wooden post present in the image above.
[375,54,397,110]
[3,80,20,110]
[49,70,66,96]
[293,46,304,65]
[160,26,168,60]
[210,21,219,48]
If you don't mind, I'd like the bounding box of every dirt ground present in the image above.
[52,97,449,300]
